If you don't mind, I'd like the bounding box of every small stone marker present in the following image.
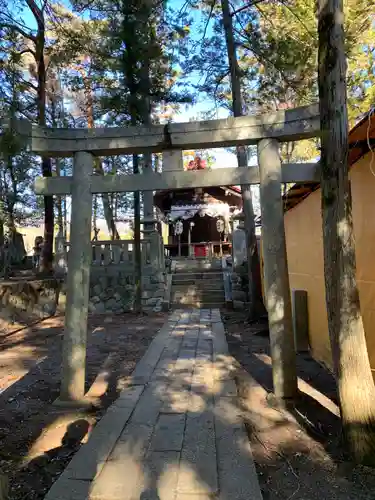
[232,227,247,268]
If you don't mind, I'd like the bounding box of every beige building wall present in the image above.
[284,152,375,373]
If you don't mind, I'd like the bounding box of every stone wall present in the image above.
[0,278,62,324]
[0,266,166,324]
[88,268,134,314]
[141,271,166,313]
[86,266,166,314]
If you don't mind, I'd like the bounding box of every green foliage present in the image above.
[182,0,374,160]
[0,29,42,229]
[236,0,375,124]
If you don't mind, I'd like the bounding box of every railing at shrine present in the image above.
[55,238,153,274]
[69,240,151,266]
[91,240,151,267]
[164,241,232,259]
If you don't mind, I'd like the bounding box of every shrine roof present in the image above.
[154,184,241,199]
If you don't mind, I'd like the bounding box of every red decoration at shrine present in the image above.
[186,156,207,170]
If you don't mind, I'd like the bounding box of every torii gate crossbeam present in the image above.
[34,163,320,196]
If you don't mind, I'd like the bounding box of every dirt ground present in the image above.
[3,308,375,500]
[0,311,166,500]
[222,310,375,500]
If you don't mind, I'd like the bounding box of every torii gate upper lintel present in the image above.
[16,103,320,158]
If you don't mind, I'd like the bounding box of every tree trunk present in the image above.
[133,154,142,313]
[83,77,119,239]
[139,12,154,229]
[221,0,265,319]
[55,159,64,236]
[318,0,375,465]
[93,195,98,239]
[34,17,54,273]
[0,207,4,275]
[101,193,120,240]
[51,99,64,237]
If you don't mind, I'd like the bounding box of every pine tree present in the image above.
[220,0,265,318]
[0,0,55,272]
[233,0,375,122]
[0,28,42,273]
[318,0,375,465]
[47,8,121,239]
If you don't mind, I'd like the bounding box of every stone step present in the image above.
[172,272,223,282]
[174,257,221,264]
[174,260,222,272]
[171,284,225,293]
[171,290,225,303]
[170,301,225,309]
[175,266,222,272]
[174,270,223,276]
[172,276,223,284]
[171,284,224,292]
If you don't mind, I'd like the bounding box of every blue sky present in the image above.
[18,0,240,168]
[166,0,240,167]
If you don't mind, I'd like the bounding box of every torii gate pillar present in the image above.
[60,151,93,402]
[258,138,298,400]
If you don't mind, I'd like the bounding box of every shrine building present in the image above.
[154,155,242,257]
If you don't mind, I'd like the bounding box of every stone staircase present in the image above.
[170,258,225,309]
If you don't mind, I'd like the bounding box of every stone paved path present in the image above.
[44,309,262,500]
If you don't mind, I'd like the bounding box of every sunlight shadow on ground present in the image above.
[253,351,340,417]
[1,313,165,500]
[89,330,260,498]
[39,310,263,500]
[25,415,94,463]
[236,355,339,465]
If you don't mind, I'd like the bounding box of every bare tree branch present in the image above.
[0,23,37,42]
[230,0,264,17]
[21,79,38,92]
[25,0,44,28]
[19,48,37,57]
[201,0,217,42]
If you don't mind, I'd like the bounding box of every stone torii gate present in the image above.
[21,104,320,403]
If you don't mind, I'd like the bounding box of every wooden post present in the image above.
[60,151,93,402]
[292,289,309,353]
[163,151,184,172]
[188,225,191,257]
[258,138,297,400]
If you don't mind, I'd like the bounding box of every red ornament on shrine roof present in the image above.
[185,155,207,171]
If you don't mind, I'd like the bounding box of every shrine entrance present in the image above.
[23,104,320,403]
[154,182,241,258]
